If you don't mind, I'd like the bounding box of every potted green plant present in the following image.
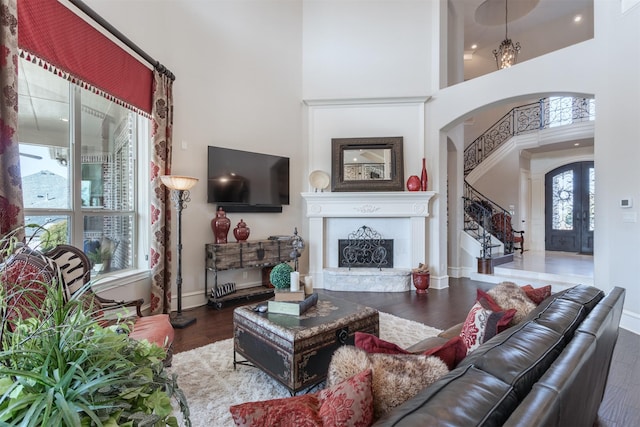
[87,246,112,273]
[0,228,191,426]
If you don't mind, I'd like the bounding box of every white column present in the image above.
[308,217,325,288]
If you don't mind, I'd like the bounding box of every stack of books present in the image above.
[268,290,318,315]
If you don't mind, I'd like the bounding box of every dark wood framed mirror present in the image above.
[331,137,404,192]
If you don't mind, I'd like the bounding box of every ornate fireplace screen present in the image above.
[338,226,393,270]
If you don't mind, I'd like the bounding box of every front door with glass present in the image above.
[544,161,594,254]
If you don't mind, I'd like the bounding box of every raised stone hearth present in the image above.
[302,191,435,291]
[323,268,410,292]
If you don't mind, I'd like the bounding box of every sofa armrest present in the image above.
[405,336,449,353]
[404,323,463,353]
[438,322,463,339]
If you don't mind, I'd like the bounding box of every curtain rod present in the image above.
[67,0,175,81]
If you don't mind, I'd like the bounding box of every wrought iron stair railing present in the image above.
[464,96,595,175]
[463,181,519,258]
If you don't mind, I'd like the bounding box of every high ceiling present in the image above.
[452,0,595,146]
[453,0,594,80]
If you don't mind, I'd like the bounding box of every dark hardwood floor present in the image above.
[171,277,639,426]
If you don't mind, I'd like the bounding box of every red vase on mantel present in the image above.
[421,158,428,191]
[406,175,421,191]
[212,207,231,244]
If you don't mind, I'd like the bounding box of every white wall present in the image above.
[592,0,640,332]
[86,0,640,333]
[86,0,304,309]
[302,0,434,99]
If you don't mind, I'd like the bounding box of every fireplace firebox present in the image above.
[338,225,393,270]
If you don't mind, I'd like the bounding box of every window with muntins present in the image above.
[18,57,148,275]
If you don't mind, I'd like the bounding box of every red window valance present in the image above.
[18,0,153,113]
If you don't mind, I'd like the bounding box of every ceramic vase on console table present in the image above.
[212,207,231,244]
[233,219,250,242]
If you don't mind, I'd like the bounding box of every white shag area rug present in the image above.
[168,312,441,427]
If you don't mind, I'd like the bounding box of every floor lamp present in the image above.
[160,175,198,329]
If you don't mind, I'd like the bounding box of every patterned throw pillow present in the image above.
[229,369,374,427]
[459,297,516,353]
[318,369,374,426]
[230,393,322,427]
[521,284,553,305]
[0,252,58,324]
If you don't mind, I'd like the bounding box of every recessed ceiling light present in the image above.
[574,15,582,23]
[574,142,580,146]
[471,44,478,50]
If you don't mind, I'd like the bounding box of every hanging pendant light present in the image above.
[493,0,521,69]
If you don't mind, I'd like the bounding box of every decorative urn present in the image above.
[212,207,231,244]
[233,219,250,242]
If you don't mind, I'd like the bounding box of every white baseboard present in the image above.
[620,310,640,335]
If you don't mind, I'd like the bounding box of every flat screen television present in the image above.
[207,146,289,213]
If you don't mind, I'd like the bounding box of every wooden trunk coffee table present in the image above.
[233,294,379,394]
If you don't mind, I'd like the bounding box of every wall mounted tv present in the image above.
[207,146,289,213]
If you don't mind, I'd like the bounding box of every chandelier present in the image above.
[493,0,521,69]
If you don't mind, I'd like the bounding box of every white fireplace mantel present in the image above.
[302,191,435,290]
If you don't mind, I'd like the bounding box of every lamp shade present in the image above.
[160,175,198,191]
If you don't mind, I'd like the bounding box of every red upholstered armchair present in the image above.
[44,245,175,365]
[491,213,525,254]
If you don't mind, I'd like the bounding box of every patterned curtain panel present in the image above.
[0,0,24,237]
[149,70,173,314]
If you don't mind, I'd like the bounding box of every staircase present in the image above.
[461,96,595,276]
[463,182,515,273]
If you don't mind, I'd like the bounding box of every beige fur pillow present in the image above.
[487,281,536,325]
[327,345,449,419]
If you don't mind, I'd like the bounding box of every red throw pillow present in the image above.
[521,284,552,305]
[230,394,322,427]
[459,299,516,353]
[422,335,468,370]
[355,331,410,355]
[230,369,374,427]
[477,289,504,311]
[318,368,374,426]
[355,331,467,371]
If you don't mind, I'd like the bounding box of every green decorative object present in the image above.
[270,262,293,289]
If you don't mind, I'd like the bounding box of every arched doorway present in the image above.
[545,161,594,254]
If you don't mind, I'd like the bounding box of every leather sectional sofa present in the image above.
[373,284,625,426]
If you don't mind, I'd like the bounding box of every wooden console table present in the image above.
[205,239,294,308]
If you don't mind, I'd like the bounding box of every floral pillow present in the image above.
[0,252,58,325]
[229,368,374,427]
[459,295,516,353]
